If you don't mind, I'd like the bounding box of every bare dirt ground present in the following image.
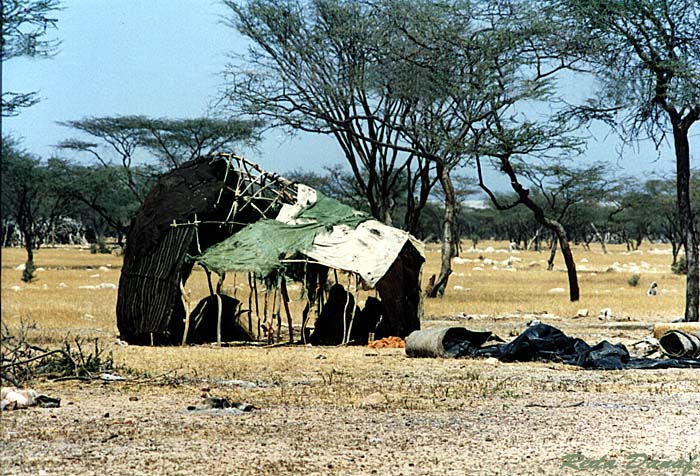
[3,319,700,476]
[2,245,700,475]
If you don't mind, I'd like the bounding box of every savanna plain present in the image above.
[1,242,699,476]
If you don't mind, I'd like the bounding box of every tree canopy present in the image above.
[1,0,61,116]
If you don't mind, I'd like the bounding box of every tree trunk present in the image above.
[426,164,456,298]
[673,124,699,322]
[501,159,579,301]
[590,223,607,254]
[21,225,36,282]
[671,242,679,266]
[547,235,558,271]
[555,224,580,302]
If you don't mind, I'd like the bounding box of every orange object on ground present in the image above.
[368,336,405,349]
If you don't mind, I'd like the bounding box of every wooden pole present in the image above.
[180,280,191,346]
[345,276,359,345]
[247,273,254,336]
[273,277,282,343]
[216,293,222,346]
[342,288,351,344]
[204,267,215,296]
[280,278,294,343]
[263,287,269,343]
[254,276,261,339]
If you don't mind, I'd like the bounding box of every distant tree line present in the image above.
[289,166,699,262]
[3,143,696,268]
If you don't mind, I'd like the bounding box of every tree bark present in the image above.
[489,156,580,301]
[673,123,699,322]
[21,222,36,283]
[590,223,607,254]
[554,223,580,302]
[426,164,456,298]
[547,235,558,271]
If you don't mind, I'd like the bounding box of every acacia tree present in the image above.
[58,115,261,204]
[371,0,481,296]
[517,162,618,269]
[459,1,591,301]
[0,137,66,281]
[221,0,438,227]
[555,0,699,319]
[46,159,144,244]
[384,0,588,300]
[1,0,61,116]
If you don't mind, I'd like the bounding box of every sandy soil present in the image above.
[3,315,700,476]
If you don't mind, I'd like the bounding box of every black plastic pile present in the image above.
[462,324,700,370]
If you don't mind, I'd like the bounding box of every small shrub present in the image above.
[672,256,687,275]
[627,274,640,287]
[470,235,479,249]
[1,320,115,386]
[21,260,36,283]
[90,236,111,254]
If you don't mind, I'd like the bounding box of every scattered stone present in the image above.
[100,373,125,382]
[361,392,386,408]
[484,357,500,365]
[647,281,658,296]
[10,285,22,292]
[80,283,118,290]
[218,379,259,388]
[598,308,614,320]
[58,282,68,288]
[548,288,566,294]
[576,309,589,318]
[14,264,25,271]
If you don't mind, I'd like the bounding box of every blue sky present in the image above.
[3,1,696,192]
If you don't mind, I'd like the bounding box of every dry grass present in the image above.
[1,240,684,328]
[2,243,698,476]
[0,241,686,360]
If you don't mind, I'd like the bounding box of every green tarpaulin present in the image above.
[194,194,369,277]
